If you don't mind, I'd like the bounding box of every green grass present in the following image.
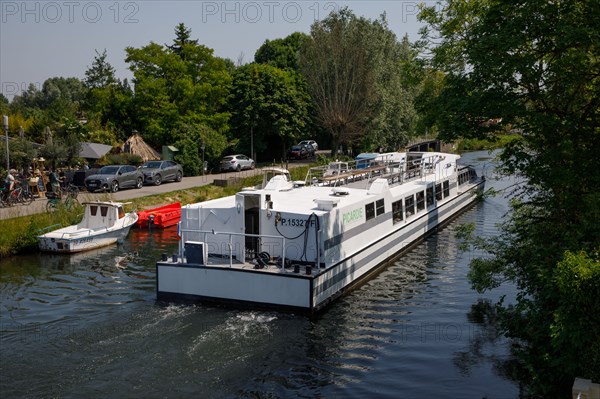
[456,133,521,152]
[0,165,312,259]
[0,205,86,258]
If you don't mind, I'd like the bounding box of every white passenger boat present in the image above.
[157,151,485,313]
[38,201,138,253]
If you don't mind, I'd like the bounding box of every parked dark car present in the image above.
[220,154,255,172]
[84,165,144,193]
[139,160,183,186]
[288,145,309,160]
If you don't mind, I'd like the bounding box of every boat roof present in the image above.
[81,201,131,207]
[260,167,289,174]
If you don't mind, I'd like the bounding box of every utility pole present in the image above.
[3,115,8,171]
[201,141,205,175]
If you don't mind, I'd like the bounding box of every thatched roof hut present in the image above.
[121,132,161,162]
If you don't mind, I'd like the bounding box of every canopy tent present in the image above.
[79,142,113,159]
[121,132,160,162]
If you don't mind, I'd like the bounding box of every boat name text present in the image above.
[279,218,316,228]
[342,208,363,225]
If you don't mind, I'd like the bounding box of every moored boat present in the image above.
[156,151,485,313]
[136,202,181,229]
[38,201,138,253]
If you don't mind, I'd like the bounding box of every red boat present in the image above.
[136,202,181,229]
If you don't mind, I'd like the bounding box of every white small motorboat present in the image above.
[38,201,138,253]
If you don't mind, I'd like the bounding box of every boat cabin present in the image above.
[78,202,127,230]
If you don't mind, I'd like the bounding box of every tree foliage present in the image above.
[300,9,419,154]
[125,24,232,155]
[420,0,600,395]
[299,9,373,154]
[228,63,310,161]
[84,49,134,141]
[172,123,228,175]
[255,32,309,71]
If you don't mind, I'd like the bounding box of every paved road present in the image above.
[0,160,314,221]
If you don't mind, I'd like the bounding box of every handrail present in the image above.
[178,228,287,270]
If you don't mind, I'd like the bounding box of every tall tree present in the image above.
[228,63,310,160]
[168,23,199,58]
[419,0,600,395]
[84,49,117,89]
[84,49,133,141]
[126,24,231,173]
[299,9,373,154]
[300,9,420,154]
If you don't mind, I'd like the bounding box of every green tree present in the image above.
[300,9,419,154]
[167,22,199,58]
[9,78,86,143]
[125,24,231,164]
[420,0,600,395]
[228,63,310,161]
[255,32,309,71]
[299,9,373,154]
[0,93,8,114]
[84,50,134,139]
[173,123,228,175]
[4,137,37,171]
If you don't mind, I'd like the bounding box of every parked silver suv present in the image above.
[220,154,255,172]
[139,160,183,186]
[84,165,144,193]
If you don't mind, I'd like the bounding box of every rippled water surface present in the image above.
[0,152,519,398]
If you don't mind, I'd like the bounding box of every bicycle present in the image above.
[0,187,10,207]
[46,184,80,212]
[9,186,35,206]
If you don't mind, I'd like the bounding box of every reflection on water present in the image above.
[0,152,520,398]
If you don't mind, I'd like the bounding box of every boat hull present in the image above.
[137,203,181,229]
[38,225,135,253]
[38,206,138,253]
[157,181,484,313]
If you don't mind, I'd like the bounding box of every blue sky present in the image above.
[1,1,429,100]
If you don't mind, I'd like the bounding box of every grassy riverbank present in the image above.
[0,167,309,259]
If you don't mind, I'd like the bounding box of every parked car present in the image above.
[298,140,318,151]
[220,154,255,172]
[288,145,309,160]
[302,143,316,158]
[84,165,144,193]
[139,160,183,186]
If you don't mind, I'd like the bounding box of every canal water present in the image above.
[0,152,520,398]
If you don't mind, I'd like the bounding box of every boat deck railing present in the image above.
[305,154,439,188]
[178,228,289,270]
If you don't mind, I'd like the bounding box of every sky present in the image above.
[1,1,431,100]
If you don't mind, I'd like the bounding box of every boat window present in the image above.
[118,207,125,219]
[443,181,450,197]
[90,205,98,216]
[405,195,415,217]
[365,202,375,221]
[416,191,425,212]
[426,186,434,207]
[392,200,403,224]
[435,183,442,201]
[375,199,385,216]
[101,206,108,217]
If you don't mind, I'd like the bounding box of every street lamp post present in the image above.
[3,115,8,171]
[250,126,254,162]
[201,142,205,175]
